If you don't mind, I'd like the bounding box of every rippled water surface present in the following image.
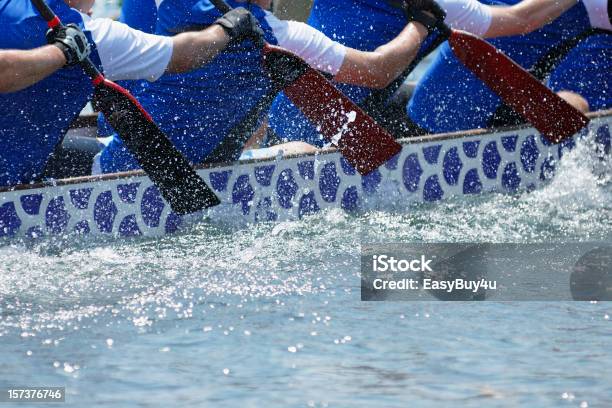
[1,140,611,407]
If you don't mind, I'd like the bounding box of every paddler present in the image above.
[268,0,583,145]
[408,0,611,135]
[0,0,263,187]
[96,0,445,174]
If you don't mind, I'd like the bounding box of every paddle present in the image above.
[446,25,590,143]
[31,0,220,215]
[202,81,285,164]
[488,28,604,128]
[209,0,402,176]
[389,0,589,143]
[385,0,589,143]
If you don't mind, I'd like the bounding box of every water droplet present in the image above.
[561,392,575,401]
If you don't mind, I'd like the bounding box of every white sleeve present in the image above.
[440,0,493,37]
[264,12,347,75]
[582,0,612,30]
[82,15,174,82]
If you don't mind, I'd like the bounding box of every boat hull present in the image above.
[1,111,610,241]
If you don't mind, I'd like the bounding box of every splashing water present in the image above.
[330,110,357,146]
[0,136,610,406]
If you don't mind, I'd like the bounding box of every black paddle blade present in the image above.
[94,80,220,214]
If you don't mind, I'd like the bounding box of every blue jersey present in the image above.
[0,0,102,187]
[268,0,407,146]
[121,0,158,33]
[548,32,611,112]
[99,0,279,173]
[408,0,610,133]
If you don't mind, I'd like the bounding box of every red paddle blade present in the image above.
[448,30,589,143]
[263,46,402,175]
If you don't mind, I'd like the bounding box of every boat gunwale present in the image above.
[1,109,609,194]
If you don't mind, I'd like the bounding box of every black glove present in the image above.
[404,0,446,33]
[215,8,265,45]
[46,23,91,66]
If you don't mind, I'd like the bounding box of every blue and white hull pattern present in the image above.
[1,110,610,240]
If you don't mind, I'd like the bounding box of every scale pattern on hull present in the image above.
[1,116,610,240]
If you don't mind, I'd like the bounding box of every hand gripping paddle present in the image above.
[386,0,589,143]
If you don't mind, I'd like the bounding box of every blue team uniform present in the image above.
[548,32,611,112]
[0,0,102,187]
[121,0,158,33]
[267,0,408,146]
[408,0,611,133]
[99,0,280,173]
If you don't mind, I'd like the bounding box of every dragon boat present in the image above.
[0,110,610,241]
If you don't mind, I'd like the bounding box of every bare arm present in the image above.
[0,46,65,93]
[334,22,429,89]
[167,8,264,74]
[484,0,578,38]
[166,25,232,73]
